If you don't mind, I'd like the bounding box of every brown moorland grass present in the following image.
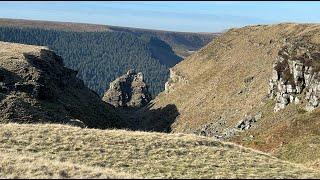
[232,101,320,168]
[0,151,136,179]
[1,123,320,179]
[145,23,320,166]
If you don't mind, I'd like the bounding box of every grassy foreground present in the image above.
[0,151,135,179]
[1,123,320,178]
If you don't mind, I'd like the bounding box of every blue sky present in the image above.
[0,1,320,32]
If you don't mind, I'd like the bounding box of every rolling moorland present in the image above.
[2,22,320,178]
[0,18,216,96]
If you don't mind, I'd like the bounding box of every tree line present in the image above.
[0,26,182,97]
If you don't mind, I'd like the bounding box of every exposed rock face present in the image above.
[0,41,119,128]
[164,68,188,94]
[269,38,320,112]
[102,69,152,108]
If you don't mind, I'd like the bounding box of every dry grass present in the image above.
[0,151,134,179]
[0,41,47,56]
[232,101,320,168]
[1,123,320,179]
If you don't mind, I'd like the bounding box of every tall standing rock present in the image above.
[102,69,152,108]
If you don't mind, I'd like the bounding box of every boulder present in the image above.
[67,119,86,128]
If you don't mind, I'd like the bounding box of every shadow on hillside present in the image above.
[114,103,180,133]
[0,66,23,86]
[132,103,180,133]
[0,67,23,102]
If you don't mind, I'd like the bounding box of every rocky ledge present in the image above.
[164,68,188,94]
[102,69,152,108]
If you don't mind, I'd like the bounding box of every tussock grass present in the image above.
[1,123,320,178]
[0,151,135,179]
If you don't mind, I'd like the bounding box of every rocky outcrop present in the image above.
[269,38,320,112]
[0,41,119,128]
[197,112,262,140]
[102,69,152,108]
[164,68,188,94]
[235,112,262,131]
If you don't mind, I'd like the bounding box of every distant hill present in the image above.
[0,18,217,58]
[108,25,216,58]
[0,18,217,96]
[1,123,319,178]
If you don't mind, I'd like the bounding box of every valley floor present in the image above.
[1,123,320,178]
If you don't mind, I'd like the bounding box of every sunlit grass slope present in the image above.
[1,123,320,178]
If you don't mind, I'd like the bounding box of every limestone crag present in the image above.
[164,68,188,94]
[102,69,152,108]
[269,38,320,112]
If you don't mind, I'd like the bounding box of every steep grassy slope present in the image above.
[1,123,320,178]
[146,23,320,166]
